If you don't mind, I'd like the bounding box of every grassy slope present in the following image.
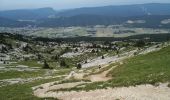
[0,70,45,80]
[16,61,43,68]
[0,68,70,99]
[59,46,170,91]
[108,46,170,85]
[0,78,60,100]
[90,46,170,89]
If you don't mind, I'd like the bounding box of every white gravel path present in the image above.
[33,83,170,100]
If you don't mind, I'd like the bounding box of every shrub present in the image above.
[54,55,59,60]
[168,83,170,88]
[43,60,50,69]
[77,63,82,69]
[91,49,95,53]
[135,40,145,47]
[60,60,69,68]
[75,48,78,52]
[102,55,105,59]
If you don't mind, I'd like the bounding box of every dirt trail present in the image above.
[67,83,170,100]
[34,83,170,100]
[33,65,116,98]
[87,66,117,82]
[33,81,90,98]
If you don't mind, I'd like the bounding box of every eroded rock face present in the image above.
[61,52,82,58]
[82,50,136,68]
[0,53,10,61]
[0,65,40,71]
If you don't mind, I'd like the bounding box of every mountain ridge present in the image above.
[56,3,170,17]
[0,7,57,20]
[0,3,170,27]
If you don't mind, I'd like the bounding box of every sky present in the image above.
[0,0,170,11]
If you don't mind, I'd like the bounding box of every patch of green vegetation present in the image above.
[0,70,45,80]
[0,63,70,80]
[108,46,170,85]
[0,77,61,100]
[17,60,43,68]
[53,79,90,86]
[48,61,59,68]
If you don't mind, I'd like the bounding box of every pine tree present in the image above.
[43,60,50,69]
[102,55,105,59]
[77,63,82,69]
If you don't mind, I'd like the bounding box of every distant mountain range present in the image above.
[57,3,170,17]
[0,7,56,20]
[0,3,170,28]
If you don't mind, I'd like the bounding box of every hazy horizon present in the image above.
[0,0,170,11]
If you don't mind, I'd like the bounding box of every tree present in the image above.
[1,46,7,53]
[96,49,99,53]
[75,48,78,52]
[104,41,110,45]
[60,60,69,68]
[54,55,59,60]
[23,44,32,53]
[72,44,76,48]
[37,54,43,60]
[91,49,95,53]
[135,40,145,47]
[102,55,105,59]
[166,35,170,41]
[43,60,50,69]
[105,47,109,52]
[92,44,97,48]
[3,61,6,64]
[8,44,13,50]
[116,49,119,55]
[98,65,101,69]
[77,63,82,69]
